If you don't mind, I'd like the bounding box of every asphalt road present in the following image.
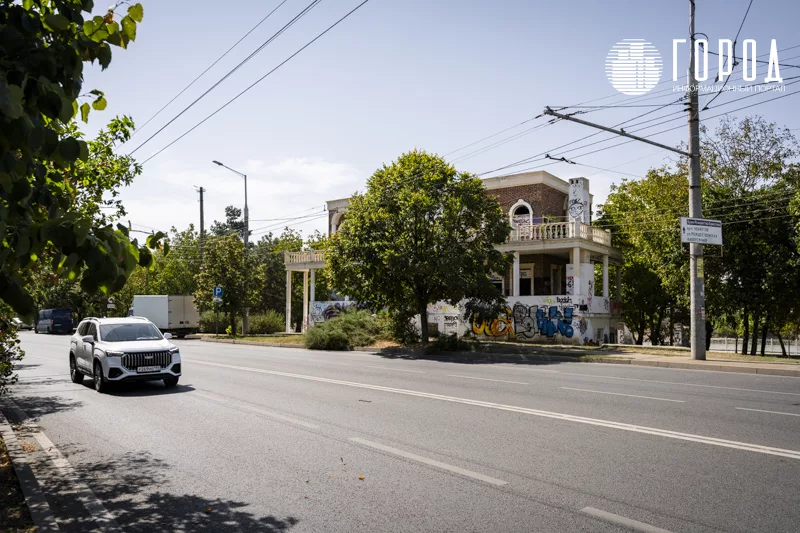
[4,332,800,533]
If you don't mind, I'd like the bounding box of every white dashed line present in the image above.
[581,507,675,533]
[364,365,425,374]
[447,375,528,385]
[349,437,507,486]
[735,407,800,417]
[560,387,686,403]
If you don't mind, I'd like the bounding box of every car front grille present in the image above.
[121,351,172,370]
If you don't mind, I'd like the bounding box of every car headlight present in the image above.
[105,350,125,357]
[169,347,180,354]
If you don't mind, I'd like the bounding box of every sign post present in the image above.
[680,218,723,246]
[213,287,223,336]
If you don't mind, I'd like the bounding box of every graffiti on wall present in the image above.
[310,301,368,324]
[472,303,579,340]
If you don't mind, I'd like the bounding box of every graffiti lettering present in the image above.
[472,307,514,338]
[556,296,572,304]
[536,306,575,338]
[310,301,368,324]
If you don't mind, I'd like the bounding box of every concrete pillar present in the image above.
[571,246,581,296]
[302,270,309,333]
[602,255,609,298]
[512,251,520,297]
[285,270,292,333]
[309,269,316,305]
[616,266,622,302]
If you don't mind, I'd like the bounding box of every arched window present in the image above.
[330,212,347,235]
[509,199,533,226]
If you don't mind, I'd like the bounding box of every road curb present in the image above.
[199,337,800,377]
[0,407,60,533]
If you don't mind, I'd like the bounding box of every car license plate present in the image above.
[137,366,161,373]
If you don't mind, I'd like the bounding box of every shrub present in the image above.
[1,305,25,395]
[304,310,389,350]
[248,310,284,335]
[424,334,478,354]
[305,325,350,350]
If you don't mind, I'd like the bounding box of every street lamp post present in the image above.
[212,160,250,335]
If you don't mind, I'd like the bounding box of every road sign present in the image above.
[213,286,223,298]
[213,297,222,304]
[681,217,722,245]
[107,303,116,309]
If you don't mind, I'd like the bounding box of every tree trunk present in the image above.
[760,314,769,356]
[418,298,429,344]
[635,318,645,345]
[750,313,760,355]
[705,318,713,351]
[229,312,236,336]
[777,333,787,357]
[741,308,749,355]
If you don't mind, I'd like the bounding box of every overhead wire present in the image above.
[129,0,292,139]
[128,0,325,156]
[140,0,372,164]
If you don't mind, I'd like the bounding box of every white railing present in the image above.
[511,222,611,246]
[285,250,326,264]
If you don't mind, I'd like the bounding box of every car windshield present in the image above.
[100,323,162,342]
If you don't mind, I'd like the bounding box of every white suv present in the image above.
[69,317,182,393]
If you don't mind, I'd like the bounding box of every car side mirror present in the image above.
[163,332,173,340]
[81,335,94,344]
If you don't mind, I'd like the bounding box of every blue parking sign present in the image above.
[213,286,223,298]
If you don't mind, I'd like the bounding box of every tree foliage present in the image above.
[599,116,799,353]
[0,0,159,317]
[325,150,510,342]
[193,234,261,335]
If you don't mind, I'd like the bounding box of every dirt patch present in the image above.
[0,436,36,533]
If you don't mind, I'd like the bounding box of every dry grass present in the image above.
[0,437,36,533]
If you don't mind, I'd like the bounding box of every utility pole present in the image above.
[542,1,706,359]
[197,186,206,264]
[687,0,706,360]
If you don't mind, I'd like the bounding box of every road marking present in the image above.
[447,375,529,385]
[556,371,800,396]
[5,399,123,532]
[348,437,507,486]
[560,387,685,403]
[736,407,800,417]
[194,392,320,429]
[581,507,675,533]
[184,358,800,460]
[364,365,425,374]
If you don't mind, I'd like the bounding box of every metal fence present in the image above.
[708,337,799,356]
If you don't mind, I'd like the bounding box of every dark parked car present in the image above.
[35,308,75,334]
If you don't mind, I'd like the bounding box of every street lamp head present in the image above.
[212,160,223,166]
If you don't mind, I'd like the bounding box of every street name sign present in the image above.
[680,217,722,245]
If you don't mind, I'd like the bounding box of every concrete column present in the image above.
[512,251,520,297]
[571,246,581,296]
[309,269,316,304]
[302,270,309,333]
[285,270,292,333]
[616,266,622,302]
[602,255,609,298]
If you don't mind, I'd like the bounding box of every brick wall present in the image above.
[486,183,567,219]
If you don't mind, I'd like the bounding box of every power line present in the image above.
[129,0,291,138]
[129,0,325,156]
[140,0,372,164]
[703,0,754,108]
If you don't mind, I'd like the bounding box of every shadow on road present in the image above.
[42,447,299,532]
[106,382,197,397]
[5,394,83,419]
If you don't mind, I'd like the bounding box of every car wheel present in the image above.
[94,362,108,393]
[70,355,84,385]
[46,326,51,334]
[163,376,179,388]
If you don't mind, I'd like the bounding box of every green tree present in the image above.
[193,234,260,335]
[211,205,250,240]
[0,304,24,395]
[325,150,510,343]
[0,0,157,317]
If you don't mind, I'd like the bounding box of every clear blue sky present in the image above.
[82,0,800,240]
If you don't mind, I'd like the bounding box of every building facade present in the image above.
[285,171,623,345]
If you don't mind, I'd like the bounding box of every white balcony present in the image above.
[284,250,325,270]
[510,222,611,247]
